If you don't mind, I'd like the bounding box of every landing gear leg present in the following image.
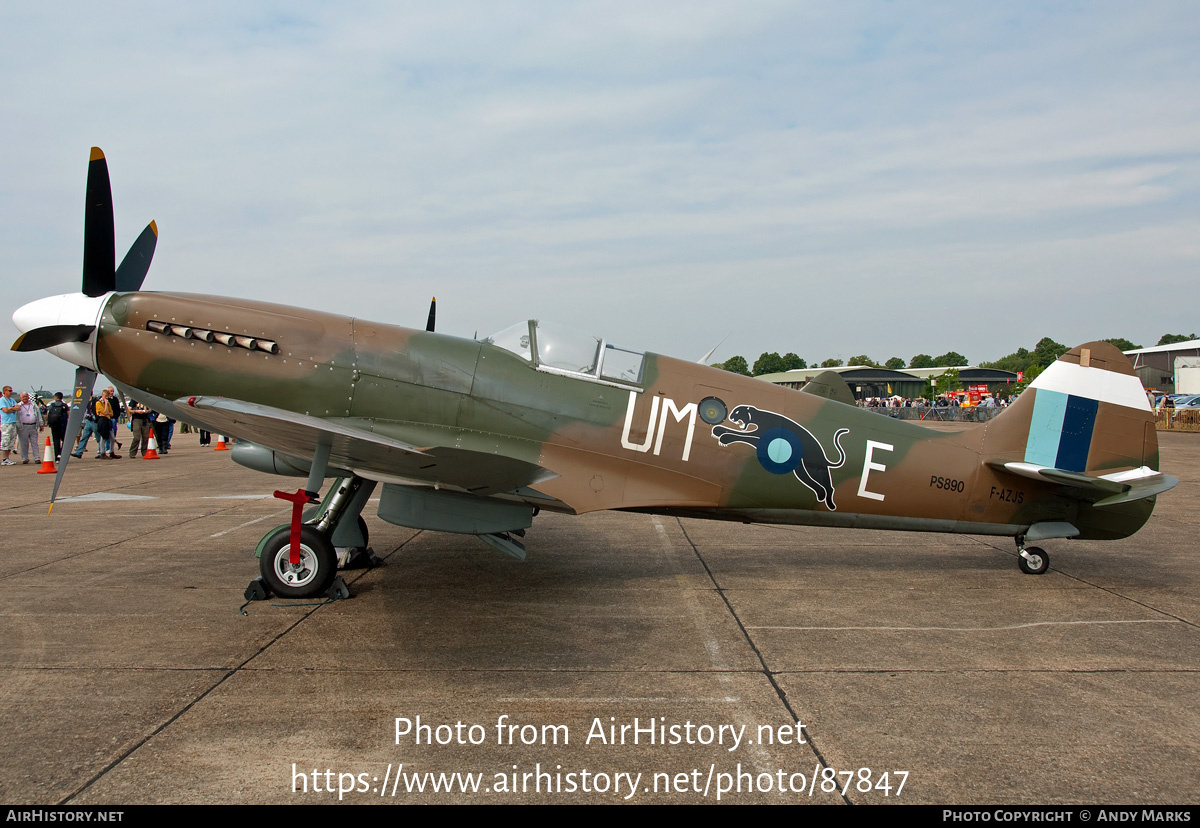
[1014,534,1050,575]
[321,477,379,569]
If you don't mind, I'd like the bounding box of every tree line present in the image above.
[713,333,1198,381]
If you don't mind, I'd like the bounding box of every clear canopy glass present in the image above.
[486,320,645,386]
[486,322,534,361]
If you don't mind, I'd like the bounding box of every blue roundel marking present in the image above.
[756,427,804,474]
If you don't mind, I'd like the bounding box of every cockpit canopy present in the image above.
[486,320,645,387]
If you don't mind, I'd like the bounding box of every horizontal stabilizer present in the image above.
[987,460,1178,507]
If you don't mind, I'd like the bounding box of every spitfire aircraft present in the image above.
[11,149,1178,598]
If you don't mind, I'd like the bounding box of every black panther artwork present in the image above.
[712,405,850,510]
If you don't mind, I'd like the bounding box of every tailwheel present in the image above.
[1018,545,1050,575]
[260,525,337,598]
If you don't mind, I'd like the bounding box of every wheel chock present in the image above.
[341,546,383,570]
[240,575,348,616]
[244,576,270,601]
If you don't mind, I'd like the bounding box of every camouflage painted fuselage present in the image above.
[96,292,1160,541]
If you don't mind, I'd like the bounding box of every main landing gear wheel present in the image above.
[1018,546,1050,575]
[260,525,337,598]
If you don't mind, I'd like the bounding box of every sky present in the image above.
[3,2,1199,390]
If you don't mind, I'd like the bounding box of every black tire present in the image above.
[1018,546,1049,575]
[260,525,337,598]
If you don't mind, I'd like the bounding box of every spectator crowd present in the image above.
[0,385,211,465]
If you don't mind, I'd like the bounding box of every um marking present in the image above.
[621,391,697,462]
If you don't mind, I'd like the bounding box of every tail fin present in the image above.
[801,370,857,406]
[1019,341,1153,472]
[984,342,1175,513]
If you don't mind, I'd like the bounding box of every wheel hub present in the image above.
[274,545,318,587]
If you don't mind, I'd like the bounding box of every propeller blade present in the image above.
[82,147,116,297]
[114,221,158,292]
[10,324,95,353]
[49,366,98,512]
[426,297,436,332]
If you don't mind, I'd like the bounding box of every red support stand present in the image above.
[273,489,311,565]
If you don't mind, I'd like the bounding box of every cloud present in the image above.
[3,3,1200,388]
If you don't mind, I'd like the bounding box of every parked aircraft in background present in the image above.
[11,149,1178,597]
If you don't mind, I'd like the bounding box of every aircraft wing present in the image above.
[179,396,555,495]
[987,460,1179,507]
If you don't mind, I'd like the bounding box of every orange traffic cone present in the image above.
[143,432,161,460]
[36,437,57,474]
[214,435,229,451]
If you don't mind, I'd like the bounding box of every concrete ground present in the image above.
[0,432,1195,805]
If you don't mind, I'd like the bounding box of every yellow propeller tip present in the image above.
[89,147,105,161]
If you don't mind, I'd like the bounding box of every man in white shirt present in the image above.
[16,392,44,464]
